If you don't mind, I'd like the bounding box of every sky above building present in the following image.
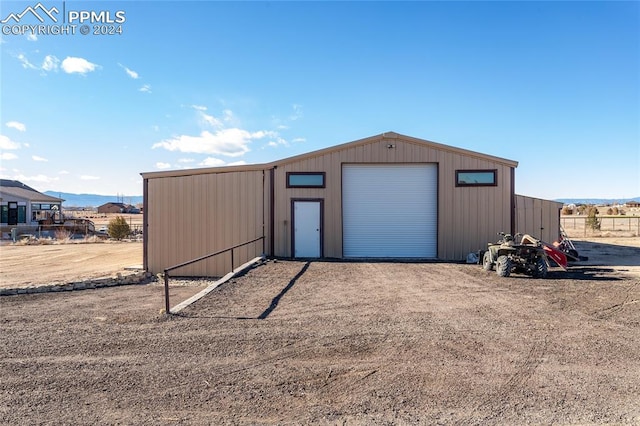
[1,1,638,200]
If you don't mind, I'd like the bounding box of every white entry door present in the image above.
[293,200,321,258]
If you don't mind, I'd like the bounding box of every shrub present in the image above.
[55,228,72,241]
[561,206,573,215]
[586,207,601,230]
[606,208,613,215]
[108,215,131,240]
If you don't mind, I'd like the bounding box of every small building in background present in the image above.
[97,202,140,214]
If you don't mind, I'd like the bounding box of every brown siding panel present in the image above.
[514,194,563,244]
[269,138,514,260]
[146,170,264,276]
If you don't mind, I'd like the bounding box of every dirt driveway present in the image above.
[1,258,638,424]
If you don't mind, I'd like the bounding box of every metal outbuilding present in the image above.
[141,132,561,276]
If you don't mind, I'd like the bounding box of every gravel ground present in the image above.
[1,256,638,425]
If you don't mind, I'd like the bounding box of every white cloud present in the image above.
[223,109,234,123]
[5,121,26,132]
[14,53,62,73]
[139,84,152,93]
[80,175,100,180]
[200,111,222,128]
[266,136,289,148]
[292,137,306,143]
[42,55,60,71]
[153,128,274,157]
[192,106,223,128]
[119,63,139,79]
[12,174,58,183]
[0,134,21,149]
[16,53,36,69]
[32,155,48,162]
[177,158,195,163]
[59,170,70,175]
[155,162,171,169]
[227,161,247,166]
[27,34,37,41]
[289,104,303,121]
[0,153,18,160]
[199,157,225,167]
[61,56,98,74]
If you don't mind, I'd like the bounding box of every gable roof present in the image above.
[274,131,518,168]
[141,131,519,179]
[100,202,127,208]
[0,179,64,203]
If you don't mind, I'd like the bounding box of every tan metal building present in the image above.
[141,132,561,276]
[514,195,564,244]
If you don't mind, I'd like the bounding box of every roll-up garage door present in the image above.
[343,164,437,258]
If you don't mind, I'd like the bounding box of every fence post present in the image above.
[164,270,170,314]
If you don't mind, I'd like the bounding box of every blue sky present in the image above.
[1,1,638,200]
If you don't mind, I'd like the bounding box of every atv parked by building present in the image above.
[482,232,551,278]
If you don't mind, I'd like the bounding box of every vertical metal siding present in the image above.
[514,195,562,244]
[146,170,264,276]
[273,137,514,260]
[146,135,516,268]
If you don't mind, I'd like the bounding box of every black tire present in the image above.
[533,257,548,278]
[483,251,494,271]
[496,255,512,277]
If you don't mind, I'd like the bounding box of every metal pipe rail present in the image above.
[163,236,264,314]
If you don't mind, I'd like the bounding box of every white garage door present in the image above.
[343,164,437,258]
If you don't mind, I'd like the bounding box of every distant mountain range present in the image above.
[44,191,143,208]
[555,197,640,205]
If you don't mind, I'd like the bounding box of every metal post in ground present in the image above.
[164,270,170,314]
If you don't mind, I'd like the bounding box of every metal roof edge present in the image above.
[140,163,271,179]
[140,132,519,179]
[515,194,564,206]
[272,131,519,168]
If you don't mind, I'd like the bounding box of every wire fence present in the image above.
[561,216,640,237]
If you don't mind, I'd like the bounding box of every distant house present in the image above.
[625,201,640,208]
[0,179,64,231]
[97,202,140,214]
